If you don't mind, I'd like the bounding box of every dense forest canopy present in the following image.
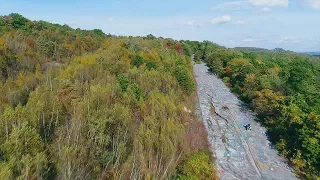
[189,40,320,179]
[0,13,216,179]
[1,12,320,180]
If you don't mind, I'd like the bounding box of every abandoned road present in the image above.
[194,62,298,180]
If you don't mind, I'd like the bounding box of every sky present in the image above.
[0,0,320,52]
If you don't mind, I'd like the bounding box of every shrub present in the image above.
[175,151,216,180]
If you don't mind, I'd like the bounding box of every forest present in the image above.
[189,41,320,179]
[2,12,319,180]
[0,14,216,179]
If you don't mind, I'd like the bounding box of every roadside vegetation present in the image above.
[188,40,320,179]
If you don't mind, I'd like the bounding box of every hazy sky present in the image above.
[0,0,320,52]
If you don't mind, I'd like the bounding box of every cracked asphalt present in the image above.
[194,62,298,180]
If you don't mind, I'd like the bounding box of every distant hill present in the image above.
[304,52,320,57]
[234,47,290,53]
[234,47,270,52]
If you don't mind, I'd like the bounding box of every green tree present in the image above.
[174,59,195,94]
[1,123,48,179]
[8,13,29,29]
[176,151,216,180]
[117,74,130,92]
[131,55,144,67]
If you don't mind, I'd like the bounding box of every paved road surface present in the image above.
[194,62,298,180]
